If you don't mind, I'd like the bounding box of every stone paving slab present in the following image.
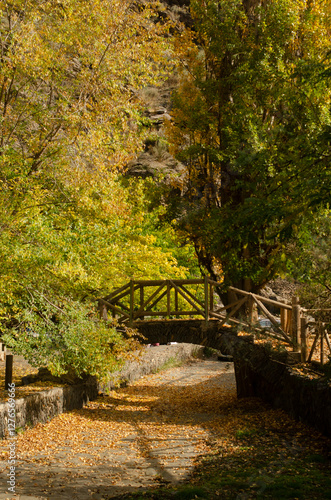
[0,360,236,499]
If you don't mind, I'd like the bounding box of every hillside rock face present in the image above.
[125,0,191,182]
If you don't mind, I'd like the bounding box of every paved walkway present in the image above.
[0,359,236,500]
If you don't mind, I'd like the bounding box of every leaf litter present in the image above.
[0,358,330,499]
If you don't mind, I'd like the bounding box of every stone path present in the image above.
[0,359,236,500]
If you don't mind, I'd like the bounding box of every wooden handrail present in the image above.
[99,278,330,365]
[229,286,292,310]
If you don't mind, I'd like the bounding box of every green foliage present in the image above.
[153,356,185,373]
[203,346,218,358]
[2,299,141,382]
[0,0,190,377]
[287,209,331,318]
[124,176,201,276]
[167,0,331,292]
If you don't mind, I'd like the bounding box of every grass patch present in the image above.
[235,427,258,439]
[153,356,184,373]
[203,346,219,358]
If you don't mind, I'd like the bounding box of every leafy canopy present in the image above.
[166,0,331,292]
[0,0,189,376]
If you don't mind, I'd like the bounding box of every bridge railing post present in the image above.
[204,276,209,325]
[175,288,179,318]
[300,316,308,362]
[292,295,301,351]
[209,282,214,313]
[129,280,134,326]
[167,280,171,318]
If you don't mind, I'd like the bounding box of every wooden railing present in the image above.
[99,278,214,325]
[99,278,331,364]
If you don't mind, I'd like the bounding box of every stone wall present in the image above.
[219,332,331,438]
[136,322,331,437]
[0,343,203,438]
[0,377,98,438]
[99,342,205,393]
[133,319,227,350]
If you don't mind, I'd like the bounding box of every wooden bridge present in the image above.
[99,278,331,365]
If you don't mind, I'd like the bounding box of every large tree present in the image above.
[0,0,188,376]
[166,0,331,296]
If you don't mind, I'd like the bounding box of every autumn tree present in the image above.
[166,0,331,297]
[0,0,189,376]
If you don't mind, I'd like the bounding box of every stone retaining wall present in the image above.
[0,343,202,438]
[99,342,204,393]
[0,377,98,439]
[219,332,331,438]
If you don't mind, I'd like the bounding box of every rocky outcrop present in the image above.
[126,142,185,181]
[125,1,191,182]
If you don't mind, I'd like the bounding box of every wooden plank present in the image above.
[247,294,254,324]
[133,280,166,286]
[292,296,301,348]
[175,289,179,316]
[169,280,203,314]
[301,317,308,362]
[281,308,287,331]
[145,290,168,312]
[171,279,204,285]
[114,300,130,312]
[133,310,204,318]
[104,282,130,301]
[209,311,226,320]
[108,286,140,304]
[213,297,248,314]
[118,315,130,323]
[207,278,221,286]
[229,287,292,310]
[99,298,130,318]
[134,283,166,317]
[320,325,325,364]
[204,276,209,324]
[281,308,292,334]
[325,330,331,352]
[136,311,170,317]
[218,296,248,328]
[140,286,144,310]
[228,286,252,297]
[167,281,171,316]
[252,295,292,344]
[210,284,214,312]
[133,279,205,287]
[308,329,320,362]
[129,280,134,326]
[208,311,249,327]
[253,329,290,343]
[169,311,204,316]
[257,296,292,311]
[179,284,205,308]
